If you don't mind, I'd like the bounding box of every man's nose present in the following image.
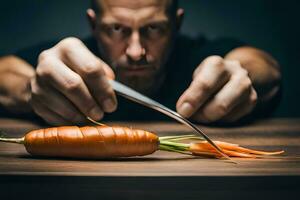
[126,32,145,61]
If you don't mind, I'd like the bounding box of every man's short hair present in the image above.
[91,0,178,17]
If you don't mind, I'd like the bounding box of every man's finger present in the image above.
[30,97,70,126]
[176,56,229,118]
[222,87,257,122]
[36,57,104,120]
[59,38,117,113]
[196,73,252,122]
[31,77,87,123]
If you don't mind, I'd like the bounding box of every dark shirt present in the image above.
[10,34,244,122]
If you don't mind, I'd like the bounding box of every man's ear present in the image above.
[86,8,97,31]
[176,8,184,30]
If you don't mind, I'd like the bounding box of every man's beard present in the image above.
[114,66,165,95]
[116,71,158,95]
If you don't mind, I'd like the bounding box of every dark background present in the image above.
[0,0,299,117]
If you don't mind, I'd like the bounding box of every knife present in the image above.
[109,79,231,160]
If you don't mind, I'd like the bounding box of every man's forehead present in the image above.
[98,0,170,10]
[97,0,171,25]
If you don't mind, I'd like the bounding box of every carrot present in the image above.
[0,126,159,158]
[0,126,284,159]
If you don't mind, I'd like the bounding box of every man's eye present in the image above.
[112,24,123,33]
[147,25,159,32]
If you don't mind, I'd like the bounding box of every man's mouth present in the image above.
[119,65,155,76]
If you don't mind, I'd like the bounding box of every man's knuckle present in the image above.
[229,60,241,67]
[106,88,115,97]
[63,74,82,91]
[59,37,83,52]
[240,78,252,91]
[238,68,249,77]
[232,70,251,89]
[36,64,52,79]
[61,37,82,46]
[205,55,224,66]
[36,57,58,80]
[97,74,113,90]
[81,61,103,77]
[38,52,47,62]
[216,102,229,116]
[192,66,201,78]
[196,79,212,92]
[38,50,52,62]
[98,86,114,98]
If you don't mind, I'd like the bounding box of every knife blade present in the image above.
[109,79,231,160]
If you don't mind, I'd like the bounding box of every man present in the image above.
[0,0,281,125]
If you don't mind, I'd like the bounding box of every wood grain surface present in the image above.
[0,118,299,200]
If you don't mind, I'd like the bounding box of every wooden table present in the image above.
[0,118,299,200]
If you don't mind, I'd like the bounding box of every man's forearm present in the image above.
[0,55,35,113]
[225,46,281,117]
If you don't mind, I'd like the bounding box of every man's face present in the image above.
[90,0,179,94]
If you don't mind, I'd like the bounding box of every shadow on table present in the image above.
[16,154,205,162]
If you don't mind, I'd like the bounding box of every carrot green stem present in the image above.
[158,136,191,154]
[159,144,191,155]
[159,140,189,149]
[159,135,203,141]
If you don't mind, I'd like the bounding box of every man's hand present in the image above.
[30,37,117,125]
[0,56,34,113]
[176,56,257,123]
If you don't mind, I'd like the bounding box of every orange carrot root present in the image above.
[23,126,159,158]
[189,141,284,158]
